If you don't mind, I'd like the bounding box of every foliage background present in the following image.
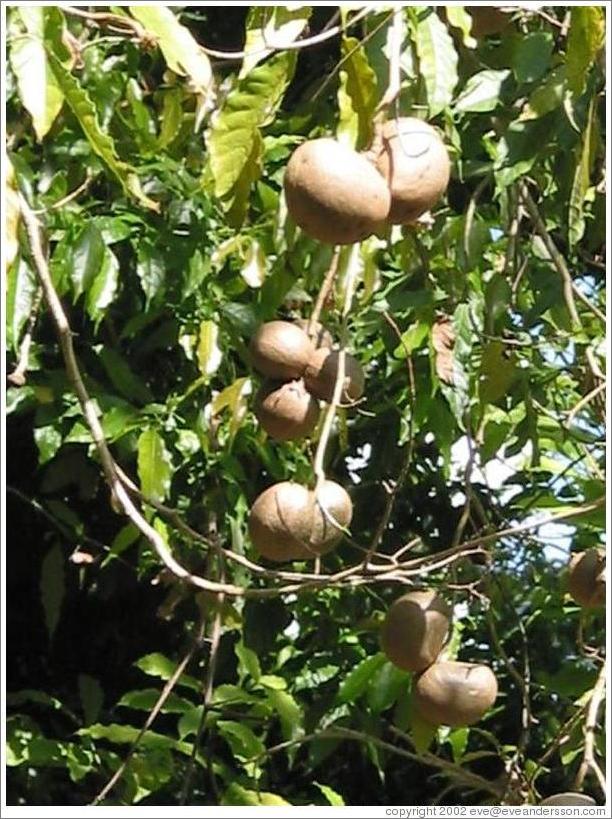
[4,3,607,808]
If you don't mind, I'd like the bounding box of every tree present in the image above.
[4,3,606,808]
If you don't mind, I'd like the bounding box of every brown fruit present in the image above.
[540,794,596,807]
[295,319,334,350]
[304,348,365,403]
[254,379,320,441]
[380,590,451,672]
[248,480,353,562]
[567,548,606,608]
[414,661,498,727]
[284,138,391,245]
[375,118,450,224]
[466,6,511,38]
[249,321,313,381]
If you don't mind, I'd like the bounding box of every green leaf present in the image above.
[6,257,38,353]
[394,321,429,358]
[568,99,595,247]
[411,709,437,754]
[97,347,153,405]
[454,69,510,114]
[196,320,222,378]
[240,6,311,77]
[79,723,194,756]
[337,653,386,704]
[40,542,65,639]
[566,7,605,96]
[78,674,104,726]
[235,639,261,682]
[217,720,265,760]
[118,689,194,714]
[9,8,64,140]
[34,425,62,465]
[210,377,252,440]
[46,50,159,211]
[69,223,104,301]
[479,341,518,405]
[445,6,477,49]
[240,239,267,288]
[337,35,378,149]
[137,429,173,502]
[268,689,304,742]
[512,32,554,85]
[366,662,410,714]
[314,782,345,806]
[135,653,201,691]
[522,66,566,120]
[413,10,458,117]
[207,50,296,199]
[129,7,213,97]
[157,87,183,149]
[448,727,469,762]
[221,783,290,806]
[136,241,165,306]
[86,244,119,326]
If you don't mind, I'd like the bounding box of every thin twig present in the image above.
[574,660,607,797]
[7,288,43,386]
[32,170,93,214]
[565,381,607,429]
[307,248,340,336]
[92,620,206,804]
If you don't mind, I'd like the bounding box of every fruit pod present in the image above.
[254,379,320,441]
[540,794,596,807]
[304,348,365,404]
[380,590,451,672]
[295,319,334,350]
[413,661,498,727]
[248,480,353,563]
[249,321,314,381]
[284,138,390,245]
[375,118,450,225]
[567,548,606,608]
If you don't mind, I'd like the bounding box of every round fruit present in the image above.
[284,138,391,245]
[375,118,450,224]
[304,348,365,403]
[295,319,334,350]
[380,590,451,672]
[413,661,498,727]
[249,321,313,381]
[540,794,596,807]
[567,548,606,608]
[254,379,320,441]
[248,480,353,562]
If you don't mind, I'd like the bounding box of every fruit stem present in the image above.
[307,247,340,336]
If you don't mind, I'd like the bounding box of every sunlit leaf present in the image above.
[137,429,173,502]
[566,6,605,96]
[241,6,311,77]
[445,6,476,49]
[413,9,458,116]
[6,257,37,353]
[568,98,595,247]
[240,239,267,288]
[337,35,378,149]
[196,320,222,377]
[454,69,510,114]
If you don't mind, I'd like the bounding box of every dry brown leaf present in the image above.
[432,316,455,385]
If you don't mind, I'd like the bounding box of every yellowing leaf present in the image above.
[240,6,311,78]
[5,181,20,273]
[207,51,296,199]
[129,7,213,99]
[566,6,605,97]
[337,35,378,149]
[196,320,222,377]
[9,8,64,140]
[445,6,477,49]
[210,377,252,440]
[240,239,266,288]
[432,316,455,384]
[413,9,458,117]
[46,50,159,212]
[568,98,595,247]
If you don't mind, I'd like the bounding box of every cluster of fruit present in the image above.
[284,118,450,245]
[380,590,498,727]
[246,319,363,562]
